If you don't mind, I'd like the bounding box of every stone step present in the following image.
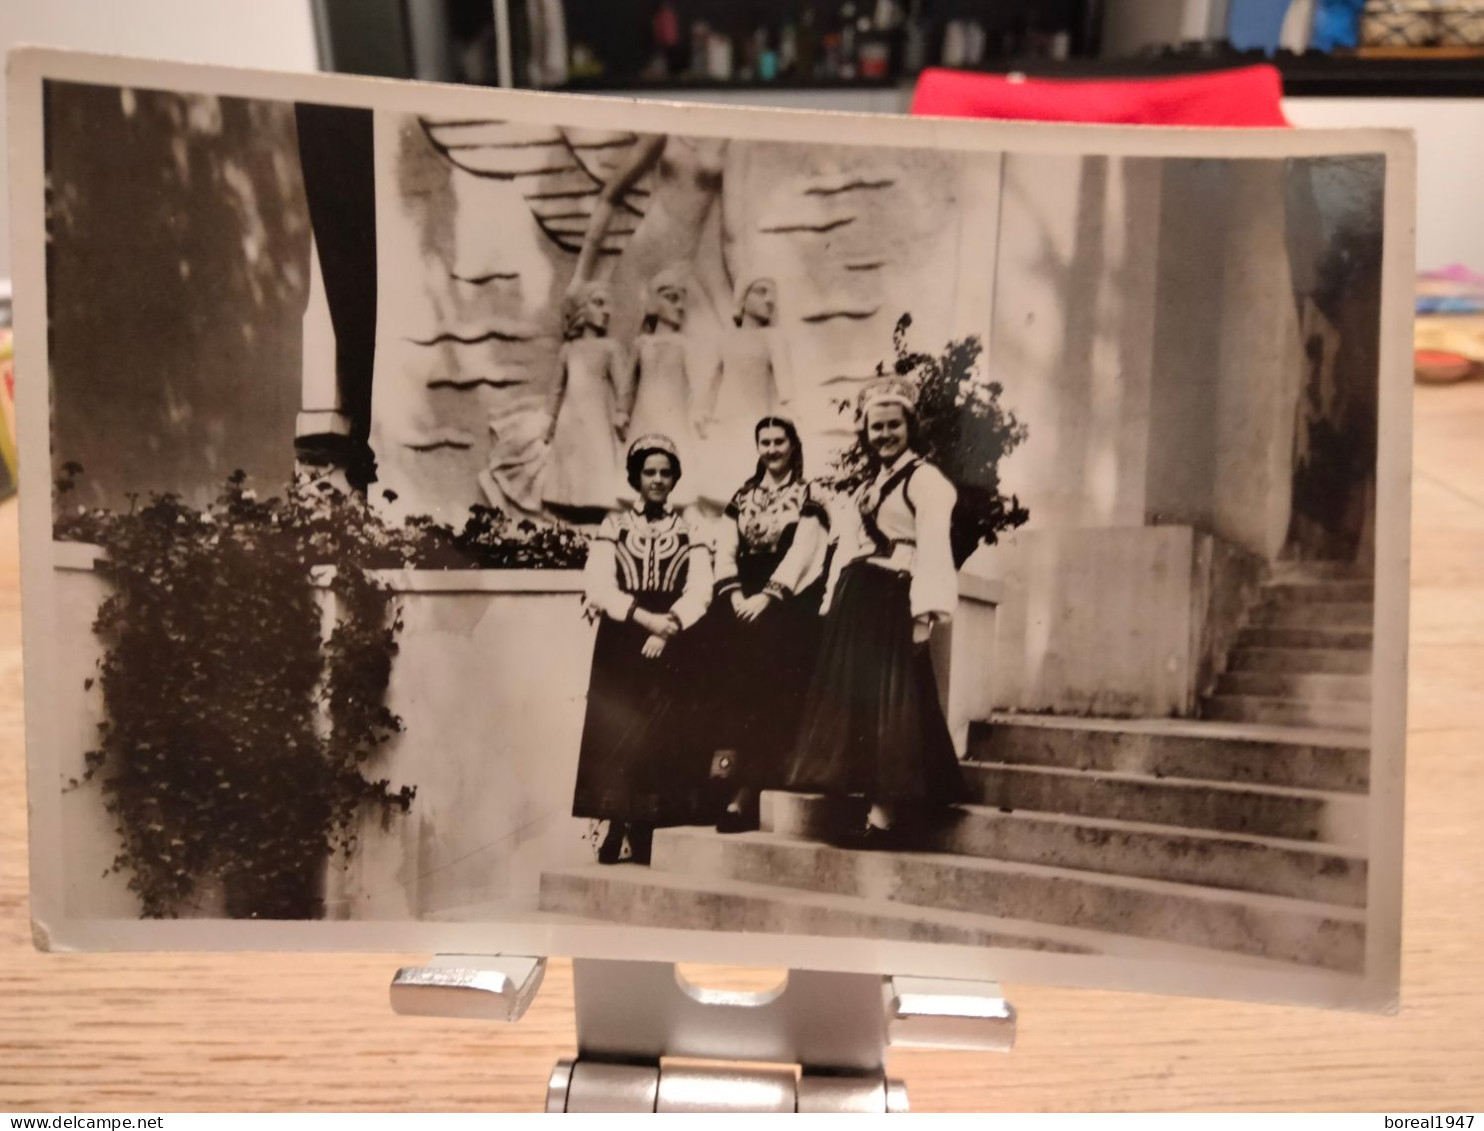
[1261,581,1375,604]
[970,716,1368,793]
[1268,561,1372,583]
[1215,671,1372,703]
[1235,626,1373,651]
[1203,695,1371,732]
[1229,648,1372,676]
[1249,602,1374,629]
[646,829,1366,972]
[538,865,1098,955]
[762,793,1367,906]
[536,864,1347,974]
[960,761,1366,844]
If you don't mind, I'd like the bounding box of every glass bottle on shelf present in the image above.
[798,7,818,78]
[780,19,798,74]
[689,20,710,77]
[706,30,733,80]
[903,0,926,72]
[839,2,858,76]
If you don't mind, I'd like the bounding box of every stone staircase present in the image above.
[1202,562,1374,732]
[539,714,1370,974]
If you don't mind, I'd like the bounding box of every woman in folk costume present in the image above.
[572,434,713,865]
[627,265,706,507]
[698,277,795,501]
[702,416,829,833]
[783,376,968,844]
[543,281,633,522]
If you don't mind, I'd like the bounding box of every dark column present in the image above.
[294,101,379,491]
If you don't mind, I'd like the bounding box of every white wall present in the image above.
[54,554,1000,920]
[1284,96,1484,272]
[0,0,320,278]
[990,153,1161,533]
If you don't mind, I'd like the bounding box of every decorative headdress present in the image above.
[857,375,919,420]
[732,276,777,326]
[627,433,679,461]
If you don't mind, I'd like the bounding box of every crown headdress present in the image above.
[858,375,919,419]
[627,433,680,460]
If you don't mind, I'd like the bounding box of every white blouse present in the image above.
[713,476,828,599]
[583,504,714,629]
[824,450,958,622]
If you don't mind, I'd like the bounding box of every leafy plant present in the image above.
[55,459,591,918]
[831,315,1031,565]
[59,478,590,571]
[57,468,415,919]
[388,504,589,571]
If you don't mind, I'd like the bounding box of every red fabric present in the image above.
[910,65,1289,128]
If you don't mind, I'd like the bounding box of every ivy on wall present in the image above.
[56,465,591,919]
[56,471,369,917]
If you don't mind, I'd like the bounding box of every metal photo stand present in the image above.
[390,954,1014,1112]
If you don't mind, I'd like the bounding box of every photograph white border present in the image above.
[10,47,1414,1012]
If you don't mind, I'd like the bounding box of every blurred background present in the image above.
[1,0,1481,424]
[279,0,1484,277]
[2,0,1483,271]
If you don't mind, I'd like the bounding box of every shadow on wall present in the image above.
[989,153,1161,534]
[1281,155,1384,568]
[46,80,310,513]
[978,152,1361,719]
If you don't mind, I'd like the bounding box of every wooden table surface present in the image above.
[3,381,1483,1114]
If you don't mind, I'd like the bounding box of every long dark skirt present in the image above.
[571,591,709,826]
[699,551,824,790]
[783,561,968,807]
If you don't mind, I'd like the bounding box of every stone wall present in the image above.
[54,550,132,920]
[51,551,998,920]
[324,570,597,921]
[989,154,1163,533]
[976,526,1198,718]
[977,525,1263,719]
[979,155,1307,717]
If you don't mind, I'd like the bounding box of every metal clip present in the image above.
[389,957,1014,1112]
[389,954,546,1023]
[888,975,1017,1052]
[546,1058,909,1113]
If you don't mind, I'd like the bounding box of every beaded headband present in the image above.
[858,376,919,417]
[627,433,680,460]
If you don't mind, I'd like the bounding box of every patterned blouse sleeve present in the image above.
[766,486,826,598]
[670,533,714,630]
[583,514,635,622]
[908,463,959,622]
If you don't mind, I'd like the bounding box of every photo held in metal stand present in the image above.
[391,954,1012,1112]
[11,46,1413,1114]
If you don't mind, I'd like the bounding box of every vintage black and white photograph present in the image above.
[13,51,1411,1009]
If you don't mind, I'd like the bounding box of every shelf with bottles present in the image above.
[554,73,906,92]
[532,0,1098,92]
